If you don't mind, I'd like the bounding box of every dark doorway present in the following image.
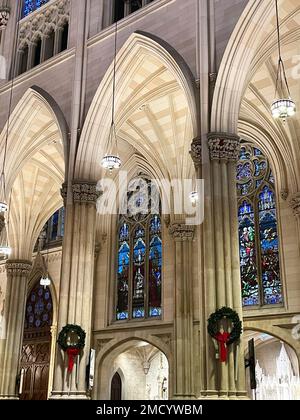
[111,372,122,400]
[20,283,53,400]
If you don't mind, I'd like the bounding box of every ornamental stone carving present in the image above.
[290,193,300,217]
[190,137,202,169]
[0,6,10,30]
[169,223,195,241]
[18,0,70,49]
[72,181,101,205]
[6,261,32,276]
[281,189,289,201]
[61,182,101,205]
[208,133,240,162]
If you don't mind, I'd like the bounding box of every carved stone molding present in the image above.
[209,72,217,89]
[96,338,114,354]
[169,223,195,241]
[0,214,5,235]
[152,333,172,350]
[207,132,240,162]
[0,6,10,30]
[18,0,70,49]
[281,189,289,201]
[290,193,300,217]
[72,181,101,204]
[190,137,202,169]
[6,260,32,277]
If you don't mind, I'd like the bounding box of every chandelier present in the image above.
[271,0,296,121]
[101,21,122,173]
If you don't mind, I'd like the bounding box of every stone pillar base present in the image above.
[50,391,91,400]
[0,394,19,400]
[172,393,197,400]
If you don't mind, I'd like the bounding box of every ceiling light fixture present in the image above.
[271,0,296,121]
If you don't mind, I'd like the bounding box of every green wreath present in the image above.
[207,307,242,345]
[57,324,86,352]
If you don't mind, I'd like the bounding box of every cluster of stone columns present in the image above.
[0,260,32,399]
[200,132,247,399]
[51,181,99,400]
[169,223,195,399]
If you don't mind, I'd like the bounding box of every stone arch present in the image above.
[0,87,68,260]
[211,0,275,133]
[95,335,173,400]
[75,31,198,182]
[243,325,300,363]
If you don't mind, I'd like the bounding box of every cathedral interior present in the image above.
[0,0,300,401]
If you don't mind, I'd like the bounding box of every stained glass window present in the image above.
[116,178,162,321]
[24,283,53,331]
[22,0,50,18]
[237,143,283,307]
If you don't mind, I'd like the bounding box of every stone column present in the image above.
[0,260,32,400]
[0,3,10,58]
[169,223,195,399]
[0,214,5,235]
[51,181,99,400]
[204,132,247,399]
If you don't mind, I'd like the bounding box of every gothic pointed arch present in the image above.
[0,87,67,259]
[75,31,198,182]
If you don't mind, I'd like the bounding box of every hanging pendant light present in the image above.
[189,191,199,205]
[101,21,122,172]
[40,275,51,289]
[271,0,296,121]
[40,239,51,289]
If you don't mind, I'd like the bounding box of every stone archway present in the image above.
[98,339,170,401]
[244,329,300,400]
[0,87,67,399]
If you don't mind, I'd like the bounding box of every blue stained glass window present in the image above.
[117,223,130,320]
[22,0,50,18]
[116,178,162,321]
[25,283,53,330]
[237,144,283,307]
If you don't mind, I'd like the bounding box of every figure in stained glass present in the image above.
[236,144,282,307]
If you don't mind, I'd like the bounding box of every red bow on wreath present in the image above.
[215,332,230,363]
[67,348,80,373]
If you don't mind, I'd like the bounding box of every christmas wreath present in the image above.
[58,324,86,373]
[207,307,242,362]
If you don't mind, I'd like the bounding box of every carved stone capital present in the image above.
[72,181,101,204]
[0,6,10,30]
[190,137,202,169]
[208,132,240,162]
[6,260,32,277]
[0,214,5,235]
[290,193,300,217]
[169,223,195,241]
